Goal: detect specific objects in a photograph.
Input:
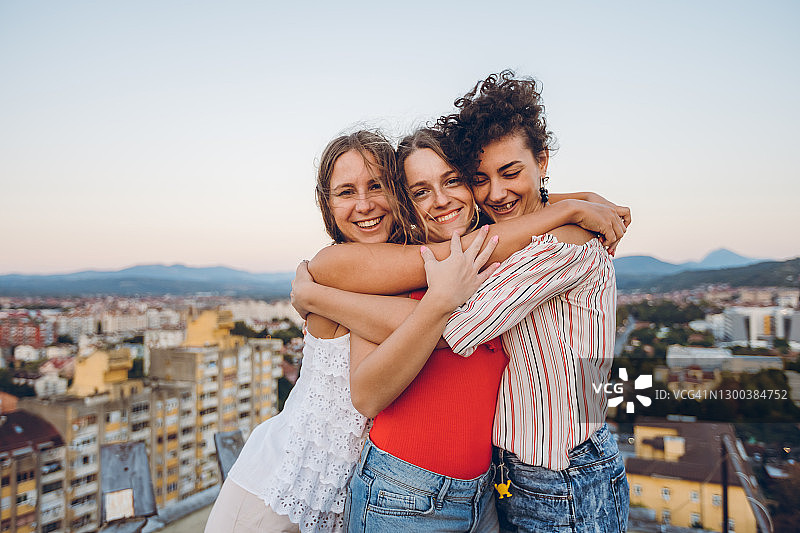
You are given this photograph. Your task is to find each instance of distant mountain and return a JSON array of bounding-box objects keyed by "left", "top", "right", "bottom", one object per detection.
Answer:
[
  {"left": 644, "top": 258, "right": 800, "bottom": 292},
  {"left": 614, "top": 248, "right": 766, "bottom": 288},
  {"left": 0, "top": 264, "right": 294, "bottom": 297},
  {"left": 682, "top": 249, "right": 764, "bottom": 271},
  {"left": 617, "top": 257, "right": 800, "bottom": 291}
]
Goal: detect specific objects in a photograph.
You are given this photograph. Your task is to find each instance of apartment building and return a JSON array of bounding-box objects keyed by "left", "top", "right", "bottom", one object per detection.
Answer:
[
  {"left": 0, "top": 411, "right": 66, "bottom": 533},
  {"left": 149, "top": 310, "right": 283, "bottom": 491},
  {"left": 19, "top": 378, "right": 195, "bottom": 531},
  {"left": 627, "top": 420, "right": 768, "bottom": 532}
]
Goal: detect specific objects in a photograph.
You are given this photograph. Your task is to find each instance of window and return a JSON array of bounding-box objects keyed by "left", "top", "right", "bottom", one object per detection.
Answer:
[
  {"left": 42, "top": 521, "right": 62, "bottom": 533},
  {"left": 691, "top": 513, "right": 702, "bottom": 528},
  {"left": 661, "top": 487, "right": 670, "bottom": 501},
  {"left": 712, "top": 494, "right": 721, "bottom": 507},
  {"left": 633, "top": 484, "right": 642, "bottom": 496},
  {"left": 42, "top": 481, "right": 62, "bottom": 494},
  {"left": 690, "top": 490, "right": 699, "bottom": 503},
  {"left": 662, "top": 510, "right": 671, "bottom": 524},
  {"left": 728, "top": 519, "right": 735, "bottom": 531}
]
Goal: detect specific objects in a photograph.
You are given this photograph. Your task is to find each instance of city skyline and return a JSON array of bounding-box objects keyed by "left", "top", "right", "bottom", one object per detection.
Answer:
[{"left": 2, "top": 1, "right": 799, "bottom": 275}]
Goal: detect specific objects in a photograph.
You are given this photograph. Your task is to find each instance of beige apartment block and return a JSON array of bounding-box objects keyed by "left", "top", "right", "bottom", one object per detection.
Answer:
[{"left": 0, "top": 411, "right": 66, "bottom": 533}]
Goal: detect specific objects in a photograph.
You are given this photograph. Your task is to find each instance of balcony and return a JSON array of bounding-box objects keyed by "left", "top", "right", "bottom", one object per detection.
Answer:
[
  {"left": 73, "top": 520, "right": 100, "bottom": 533},
  {"left": 41, "top": 468, "right": 65, "bottom": 485},
  {"left": 71, "top": 481, "right": 98, "bottom": 499},
  {"left": 129, "top": 430, "right": 150, "bottom": 443},
  {"left": 130, "top": 410, "right": 150, "bottom": 423},
  {"left": 70, "top": 462, "right": 99, "bottom": 479},
  {"left": 200, "top": 396, "right": 217, "bottom": 410},
  {"left": 72, "top": 424, "right": 99, "bottom": 439},
  {"left": 201, "top": 381, "right": 218, "bottom": 394},
  {"left": 40, "top": 448, "right": 64, "bottom": 463},
  {"left": 40, "top": 502, "right": 64, "bottom": 521},
  {"left": 70, "top": 499, "right": 98, "bottom": 515}
]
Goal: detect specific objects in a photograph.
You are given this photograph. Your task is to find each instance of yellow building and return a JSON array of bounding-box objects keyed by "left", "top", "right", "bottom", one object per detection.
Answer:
[
  {"left": 69, "top": 347, "right": 132, "bottom": 397},
  {"left": 627, "top": 420, "right": 769, "bottom": 532}
]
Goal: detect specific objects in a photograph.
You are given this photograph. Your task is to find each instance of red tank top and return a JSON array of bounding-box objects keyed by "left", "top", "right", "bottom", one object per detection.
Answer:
[{"left": 369, "top": 291, "right": 507, "bottom": 479}]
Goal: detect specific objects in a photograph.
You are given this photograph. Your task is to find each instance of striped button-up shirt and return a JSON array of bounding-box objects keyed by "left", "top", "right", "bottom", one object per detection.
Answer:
[{"left": 443, "top": 234, "right": 616, "bottom": 470}]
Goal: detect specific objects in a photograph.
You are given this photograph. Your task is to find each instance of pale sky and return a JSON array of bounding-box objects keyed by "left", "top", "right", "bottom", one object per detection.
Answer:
[{"left": 1, "top": 1, "right": 798, "bottom": 274}]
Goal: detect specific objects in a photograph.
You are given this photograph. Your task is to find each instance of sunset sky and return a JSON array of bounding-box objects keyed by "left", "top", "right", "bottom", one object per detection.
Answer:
[{"left": 1, "top": 1, "right": 798, "bottom": 274}]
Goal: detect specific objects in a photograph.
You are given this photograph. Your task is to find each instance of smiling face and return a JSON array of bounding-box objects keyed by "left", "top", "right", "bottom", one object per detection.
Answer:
[
  {"left": 404, "top": 148, "right": 475, "bottom": 243},
  {"left": 471, "top": 133, "right": 549, "bottom": 222},
  {"left": 328, "top": 150, "right": 395, "bottom": 244}
]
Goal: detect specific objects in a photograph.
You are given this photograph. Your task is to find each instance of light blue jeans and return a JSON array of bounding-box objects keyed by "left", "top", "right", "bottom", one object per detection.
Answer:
[
  {"left": 346, "top": 438, "right": 499, "bottom": 532},
  {"left": 494, "top": 423, "right": 629, "bottom": 533}
]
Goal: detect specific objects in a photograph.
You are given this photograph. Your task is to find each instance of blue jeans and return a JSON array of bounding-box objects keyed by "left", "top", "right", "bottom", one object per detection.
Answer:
[
  {"left": 346, "top": 438, "right": 499, "bottom": 532},
  {"left": 493, "top": 424, "right": 629, "bottom": 533}
]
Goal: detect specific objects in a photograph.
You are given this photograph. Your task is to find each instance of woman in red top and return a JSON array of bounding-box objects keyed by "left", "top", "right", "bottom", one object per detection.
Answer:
[{"left": 343, "top": 129, "right": 506, "bottom": 532}]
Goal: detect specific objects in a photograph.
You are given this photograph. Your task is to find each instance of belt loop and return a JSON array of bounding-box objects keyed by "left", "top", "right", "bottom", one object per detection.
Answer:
[
  {"left": 358, "top": 439, "right": 371, "bottom": 475},
  {"left": 590, "top": 427, "right": 604, "bottom": 457},
  {"left": 435, "top": 477, "right": 451, "bottom": 510}
]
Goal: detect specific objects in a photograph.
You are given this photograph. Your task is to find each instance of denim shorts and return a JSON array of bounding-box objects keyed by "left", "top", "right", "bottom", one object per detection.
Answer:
[
  {"left": 493, "top": 424, "right": 629, "bottom": 533},
  {"left": 346, "top": 438, "right": 499, "bottom": 532}
]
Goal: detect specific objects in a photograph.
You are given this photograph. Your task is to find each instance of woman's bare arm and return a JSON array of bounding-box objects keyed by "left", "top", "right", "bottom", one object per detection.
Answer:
[
  {"left": 350, "top": 232, "right": 498, "bottom": 418},
  {"left": 309, "top": 197, "right": 628, "bottom": 294}
]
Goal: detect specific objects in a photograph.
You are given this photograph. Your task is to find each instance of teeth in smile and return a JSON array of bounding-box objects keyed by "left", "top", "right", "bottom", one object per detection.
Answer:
[
  {"left": 356, "top": 217, "right": 381, "bottom": 228},
  {"left": 492, "top": 201, "right": 517, "bottom": 212},
  {"left": 434, "top": 210, "right": 460, "bottom": 223}
]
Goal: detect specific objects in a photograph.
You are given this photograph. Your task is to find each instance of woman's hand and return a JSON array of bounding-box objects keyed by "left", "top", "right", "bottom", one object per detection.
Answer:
[
  {"left": 419, "top": 226, "right": 500, "bottom": 314},
  {"left": 569, "top": 199, "right": 631, "bottom": 255},
  {"left": 290, "top": 261, "right": 314, "bottom": 319}
]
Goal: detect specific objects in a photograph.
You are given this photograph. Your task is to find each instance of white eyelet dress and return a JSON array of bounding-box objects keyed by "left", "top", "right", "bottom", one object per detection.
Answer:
[{"left": 226, "top": 333, "right": 369, "bottom": 532}]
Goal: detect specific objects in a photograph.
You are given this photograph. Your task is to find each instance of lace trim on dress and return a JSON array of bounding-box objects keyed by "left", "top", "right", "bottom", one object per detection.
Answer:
[{"left": 256, "top": 334, "right": 369, "bottom": 533}]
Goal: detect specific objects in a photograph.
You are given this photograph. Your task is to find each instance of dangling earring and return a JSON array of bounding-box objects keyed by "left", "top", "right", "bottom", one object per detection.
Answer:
[
  {"left": 468, "top": 201, "right": 481, "bottom": 232},
  {"left": 539, "top": 176, "right": 550, "bottom": 204}
]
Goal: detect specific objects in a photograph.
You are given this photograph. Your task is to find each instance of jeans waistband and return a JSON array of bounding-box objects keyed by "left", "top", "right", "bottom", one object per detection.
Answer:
[
  {"left": 493, "top": 423, "right": 616, "bottom": 471},
  {"left": 567, "top": 423, "right": 613, "bottom": 460},
  {"left": 358, "top": 438, "right": 494, "bottom": 502}
]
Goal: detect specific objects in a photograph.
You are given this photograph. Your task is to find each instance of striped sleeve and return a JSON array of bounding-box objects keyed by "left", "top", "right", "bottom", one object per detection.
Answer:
[{"left": 443, "top": 235, "right": 601, "bottom": 356}]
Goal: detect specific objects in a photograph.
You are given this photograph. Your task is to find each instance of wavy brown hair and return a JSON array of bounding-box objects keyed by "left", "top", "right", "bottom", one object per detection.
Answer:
[
  {"left": 315, "top": 130, "right": 420, "bottom": 245},
  {"left": 437, "top": 70, "right": 557, "bottom": 182},
  {"left": 396, "top": 128, "right": 479, "bottom": 243}
]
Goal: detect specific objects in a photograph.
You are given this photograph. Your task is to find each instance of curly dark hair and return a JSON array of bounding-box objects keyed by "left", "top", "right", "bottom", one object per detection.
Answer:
[{"left": 437, "top": 70, "right": 557, "bottom": 182}]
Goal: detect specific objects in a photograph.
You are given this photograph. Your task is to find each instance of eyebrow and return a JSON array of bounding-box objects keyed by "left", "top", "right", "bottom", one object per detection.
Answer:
[
  {"left": 407, "top": 170, "right": 458, "bottom": 189},
  {"left": 498, "top": 160, "right": 523, "bottom": 172}
]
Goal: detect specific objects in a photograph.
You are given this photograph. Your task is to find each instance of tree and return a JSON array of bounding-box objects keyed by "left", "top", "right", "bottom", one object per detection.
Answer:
[{"left": 231, "top": 321, "right": 259, "bottom": 338}]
